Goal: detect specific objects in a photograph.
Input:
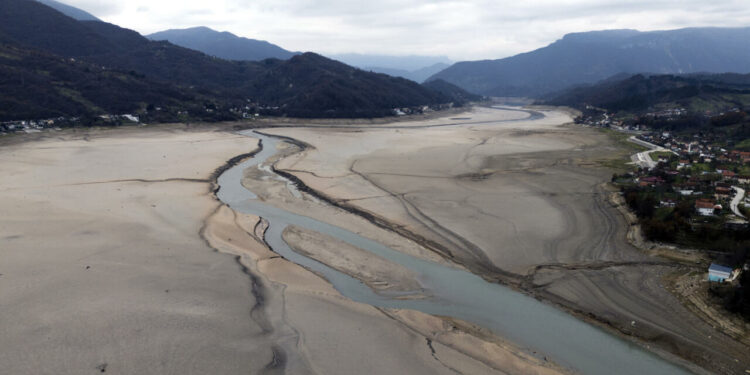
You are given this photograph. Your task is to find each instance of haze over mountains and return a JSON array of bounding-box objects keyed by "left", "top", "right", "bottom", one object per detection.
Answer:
[
  {"left": 430, "top": 28, "right": 750, "bottom": 97},
  {"left": 328, "top": 54, "right": 452, "bottom": 83},
  {"left": 147, "top": 27, "right": 297, "bottom": 61},
  {"left": 349, "top": 63, "right": 450, "bottom": 84},
  {"left": 35, "top": 0, "right": 99, "bottom": 21}
]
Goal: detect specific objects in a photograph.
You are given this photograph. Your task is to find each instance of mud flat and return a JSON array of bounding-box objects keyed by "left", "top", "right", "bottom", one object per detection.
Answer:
[
  {"left": 0, "top": 124, "right": 561, "bottom": 375},
  {"left": 0, "top": 127, "right": 280, "bottom": 374},
  {"left": 262, "top": 106, "right": 750, "bottom": 374}
]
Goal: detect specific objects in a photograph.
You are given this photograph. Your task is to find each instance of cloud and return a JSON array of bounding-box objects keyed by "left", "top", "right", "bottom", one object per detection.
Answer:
[{"left": 61, "top": 0, "right": 750, "bottom": 61}]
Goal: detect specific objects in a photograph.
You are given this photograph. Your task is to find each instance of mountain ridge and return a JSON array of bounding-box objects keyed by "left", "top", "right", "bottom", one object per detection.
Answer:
[
  {"left": 429, "top": 27, "right": 750, "bottom": 98},
  {"left": 147, "top": 27, "right": 297, "bottom": 61},
  {"left": 35, "top": 0, "right": 100, "bottom": 21},
  {"left": 543, "top": 72, "right": 750, "bottom": 117}
]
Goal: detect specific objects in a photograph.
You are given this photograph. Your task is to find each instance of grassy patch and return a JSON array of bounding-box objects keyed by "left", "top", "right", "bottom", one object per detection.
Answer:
[
  {"left": 596, "top": 157, "right": 637, "bottom": 172},
  {"left": 735, "top": 138, "right": 750, "bottom": 151},
  {"left": 598, "top": 128, "right": 649, "bottom": 153},
  {"left": 593, "top": 128, "right": 646, "bottom": 172},
  {"left": 651, "top": 151, "right": 674, "bottom": 160}
]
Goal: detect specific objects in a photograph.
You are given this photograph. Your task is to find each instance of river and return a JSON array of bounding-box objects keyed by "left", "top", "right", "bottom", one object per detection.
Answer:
[{"left": 216, "top": 127, "right": 693, "bottom": 375}]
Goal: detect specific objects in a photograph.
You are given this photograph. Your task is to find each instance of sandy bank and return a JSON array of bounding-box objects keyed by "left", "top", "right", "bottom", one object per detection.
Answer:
[{"left": 283, "top": 225, "right": 424, "bottom": 294}]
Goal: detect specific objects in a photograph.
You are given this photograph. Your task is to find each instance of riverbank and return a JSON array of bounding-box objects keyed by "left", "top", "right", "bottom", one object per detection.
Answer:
[{"left": 258, "top": 106, "right": 749, "bottom": 373}]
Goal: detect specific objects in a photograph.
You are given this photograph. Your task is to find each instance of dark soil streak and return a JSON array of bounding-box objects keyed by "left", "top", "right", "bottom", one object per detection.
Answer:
[{"left": 260, "top": 345, "right": 287, "bottom": 375}]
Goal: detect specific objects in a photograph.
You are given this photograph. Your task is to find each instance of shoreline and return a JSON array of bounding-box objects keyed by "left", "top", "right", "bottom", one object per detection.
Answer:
[{"left": 606, "top": 167, "right": 750, "bottom": 347}]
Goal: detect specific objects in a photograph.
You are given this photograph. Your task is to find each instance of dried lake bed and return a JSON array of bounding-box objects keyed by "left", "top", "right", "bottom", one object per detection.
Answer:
[{"left": 1, "top": 107, "right": 748, "bottom": 374}]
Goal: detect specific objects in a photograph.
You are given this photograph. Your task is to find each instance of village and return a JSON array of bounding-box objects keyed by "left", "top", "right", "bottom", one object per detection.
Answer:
[
  {"left": 0, "top": 103, "right": 452, "bottom": 136},
  {"left": 0, "top": 114, "right": 149, "bottom": 134}
]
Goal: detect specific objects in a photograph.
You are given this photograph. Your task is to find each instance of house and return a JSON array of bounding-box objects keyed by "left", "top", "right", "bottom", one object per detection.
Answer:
[
  {"left": 715, "top": 186, "right": 732, "bottom": 200},
  {"left": 695, "top": 199, "right": 716, "bottom": 216},
  {"left": 660, "top": 199, "right": 677, "bottom": 208},
  {"left": 738, "top": 175, "right": 750, "bottom": 184},
  {"left": 638, "top": 176, "right": 664, "bottom": 186},
  {"left": 722, "top": 170, "right": 736, "bottom": 181},
  {"left": 122, "top": 114, "right": 139, "bottom": 123},
  {"left": 708, "top": 263, "right": 733, "bottom": 282}
]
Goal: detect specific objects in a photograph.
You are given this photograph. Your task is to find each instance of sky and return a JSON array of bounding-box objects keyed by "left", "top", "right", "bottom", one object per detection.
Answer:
[{"left": 63, "top": 0, "right": 750, "bottom": 61}]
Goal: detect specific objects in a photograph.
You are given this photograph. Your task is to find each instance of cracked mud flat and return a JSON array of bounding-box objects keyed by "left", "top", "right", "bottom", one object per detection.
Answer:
[
  {"left": 0, "top": 127, "right": 281, "bottom": 374},
  {"left": 0, "top": 124, "right": 562, "bottom": 375},
  {"left": 263, "top": 106, "right": 750, "bottom": 374}
]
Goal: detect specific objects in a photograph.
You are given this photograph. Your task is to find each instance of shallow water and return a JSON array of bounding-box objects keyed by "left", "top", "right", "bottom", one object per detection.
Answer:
[{"left": 216, "top": 124, "right": 693, "bottom": 375}]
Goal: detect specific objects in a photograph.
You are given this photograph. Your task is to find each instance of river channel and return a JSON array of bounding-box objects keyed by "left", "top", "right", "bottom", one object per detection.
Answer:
[{"left": 216, "top": 127, "right": 693, "bottom": 375}]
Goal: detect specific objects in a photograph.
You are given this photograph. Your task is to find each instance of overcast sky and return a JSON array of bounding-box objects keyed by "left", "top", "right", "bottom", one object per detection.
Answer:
[{"left": 64, "top": 0, "right": 750, "bottom": 61}]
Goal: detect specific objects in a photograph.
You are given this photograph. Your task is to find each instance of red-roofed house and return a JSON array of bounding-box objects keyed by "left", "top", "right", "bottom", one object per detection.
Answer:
[{"left": 696, "top": 199, "right": 717, "bottom": 216}]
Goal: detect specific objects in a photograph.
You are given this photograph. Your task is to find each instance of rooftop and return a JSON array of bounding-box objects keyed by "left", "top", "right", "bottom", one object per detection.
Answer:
[{"left": 709, "top": 263, "right": 733, "bottom": 274}]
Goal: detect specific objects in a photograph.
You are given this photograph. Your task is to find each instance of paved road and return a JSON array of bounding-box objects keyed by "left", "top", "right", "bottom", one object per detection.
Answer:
[
  {"left": 628, "top": 136, "right": 677, "bottom": 170},
  {"left": 730, "top": 186, "right": 746, "bottom": 219}
]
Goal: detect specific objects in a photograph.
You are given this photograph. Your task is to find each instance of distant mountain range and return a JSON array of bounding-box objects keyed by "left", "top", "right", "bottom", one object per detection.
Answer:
[
  {"left": 147, "top": 27, "right": 297, "bottom": 61},
  {"left": 36, "top": 0, "right": 99, "bottom": 21},
  {"left": 329, "top": 54, "right": 452, "bottom": 83},
  {"left": 430, "top": 28, "right": 750, "bottom": 98},
  {"left": 329, "top": 54, "right": 452, "bottom": 72},
  {"left": 0, "top": 0, "right": 458, "bottom": 121},
  {"left": 359, "top": 63, "right": 450, "bottom": 83}
]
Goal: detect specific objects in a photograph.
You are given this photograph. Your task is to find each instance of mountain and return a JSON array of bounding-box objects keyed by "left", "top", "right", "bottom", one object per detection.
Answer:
[
  {"left": 365, "top": 63, "right": 451, "bottom": 83},
  {"left": 429, "top": 28, "right": 750, "bottom": 98},
  {"left": 36, "top": 0, "right": 100, "bottom": 21},
  {"left": 0, "top": 1, "right": 264, "bottom": 91},
  {"left": 543, "top": 73, "right": 750, "bottom": 115},
  {"left": 246, "top": 54, "right": 450, "bottom": 117},
  {"left": 0, "top": 0, "right": 453, "bottom": 120},
  {"left": 147, "top": 27, "right": 296, "bottom": 61},
  {"left": 0, "top": 40, "right": 214, "bottom": 122},
  {"left": 422, "top": 79, "right": 482, "bottom": 104}
]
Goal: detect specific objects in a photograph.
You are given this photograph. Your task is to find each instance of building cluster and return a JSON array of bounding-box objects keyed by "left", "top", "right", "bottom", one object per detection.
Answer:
[
  {"left": 576, "top": 107, "right": 690, "bottom": 131},
  {"left": 643, "top": 108, "right": 687, "bottom": 119},
  {"left": 620, "top": 131, "right": 750, "bottom": 222},
  {"left": 575, "top": 112, "right": 624, "bottom": 128},
  {"left": 0, "top": 118, "right": 69, "bottom": 133},
  {"left": 0, "top": 113, "right": 147, "bottom": 135}
]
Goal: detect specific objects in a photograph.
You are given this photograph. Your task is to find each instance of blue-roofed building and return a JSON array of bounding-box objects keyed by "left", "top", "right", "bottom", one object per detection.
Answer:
[{"left": 708, "top": 263, "right": 733, "bottom": 282}]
